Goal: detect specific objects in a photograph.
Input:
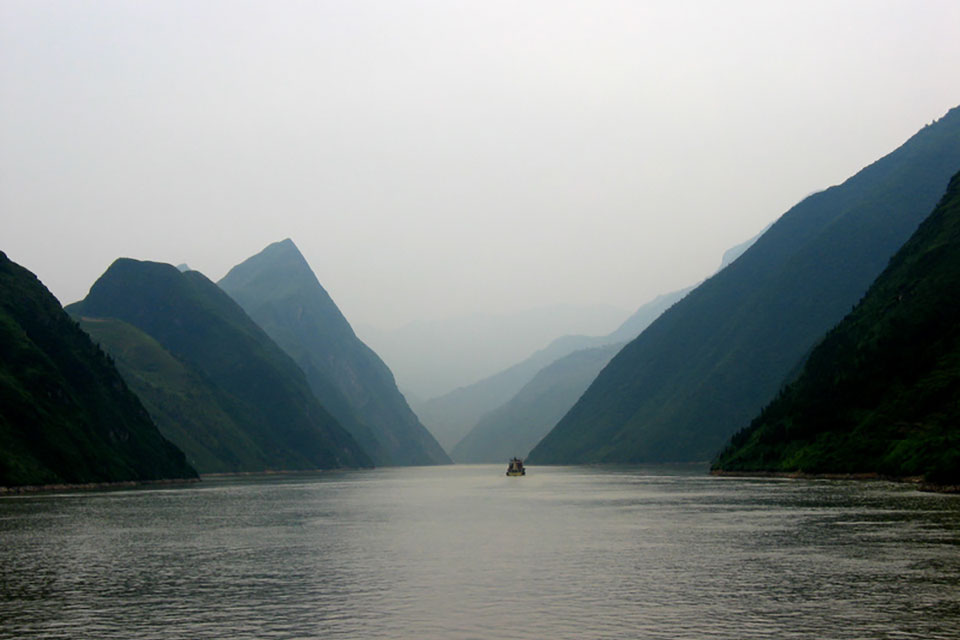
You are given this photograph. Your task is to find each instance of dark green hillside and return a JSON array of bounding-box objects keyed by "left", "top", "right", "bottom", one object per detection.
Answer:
[
  {"left": 529, "top": 105, "right": 960, "bottom": 464},
  {"left": 713, "top": 171, "right": 960, "bottom": 484},
  {"left": 78, "top": 317, "right": 267, "bottom": 473},
  {"left": 68, "top": 259, "right": 371, "bottom": 471},
  {"left": 451, "top": 343, "right": 622, "bottom": 463},
  {"left": 0, "top": 252, "right": 196, "bottom": 487},
  {"left": 219, "top": 239, "right": 449, "bottom": 466}
]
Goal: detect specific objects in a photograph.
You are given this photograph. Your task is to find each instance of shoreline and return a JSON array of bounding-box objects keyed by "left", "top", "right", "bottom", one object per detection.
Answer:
[
  {"left": 0, "top": 466, "right": 376, "bottom": 497},
  {"left": 0, "top": 476, "right": 201, "bottom": 497},
  {"left": 710, "top": 469, "right": 960, "bottom": 494}
]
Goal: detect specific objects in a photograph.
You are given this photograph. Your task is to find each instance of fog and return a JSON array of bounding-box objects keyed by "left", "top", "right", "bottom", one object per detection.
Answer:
[{"left": 2, "top": 0, "right": 958, "bottom": 332}]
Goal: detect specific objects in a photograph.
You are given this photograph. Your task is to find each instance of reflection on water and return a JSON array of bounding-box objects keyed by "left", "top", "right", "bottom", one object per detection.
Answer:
[{"left": 1, "top": 465, "right": 958, "bottom": 639}]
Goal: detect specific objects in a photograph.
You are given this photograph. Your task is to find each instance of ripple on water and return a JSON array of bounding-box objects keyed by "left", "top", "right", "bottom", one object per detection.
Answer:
[{"left": 0, "top": 466, "right": 958, "bottom": 639}]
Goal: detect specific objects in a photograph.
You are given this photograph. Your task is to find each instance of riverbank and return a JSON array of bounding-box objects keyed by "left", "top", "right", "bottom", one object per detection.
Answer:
[
  {"left": 710, "top": 469, "right": 960, "bottom": 494},
  {"left": 0, "top": 476, "right": 201, "bottom": 496}
]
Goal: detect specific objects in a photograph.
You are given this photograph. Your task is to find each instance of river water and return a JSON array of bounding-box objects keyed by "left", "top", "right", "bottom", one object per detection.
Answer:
[{"left": 1, "top": 465, "right": 958, "bottom": 639}]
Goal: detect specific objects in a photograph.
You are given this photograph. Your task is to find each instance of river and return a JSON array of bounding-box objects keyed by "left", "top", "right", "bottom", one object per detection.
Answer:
[{"left": 1, "top": 465, "right": 958, "bottom": 639}]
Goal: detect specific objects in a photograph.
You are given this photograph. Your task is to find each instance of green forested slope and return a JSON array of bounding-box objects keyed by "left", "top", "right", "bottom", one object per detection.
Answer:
[
  {"left": 78, "top": 317, "right": 268, "bottom": 473},
  {"left": 68, "top": 259, "right": 372, "bottom": 471},
  {"left": 0, "top": 252, "right": 197, "bottom": 487},
  {"left": 219, "top": 239, "right": 449, "bottom": 466},
  {"left": 713, "top": 171, "right": 960, "bottom": 484},
  {"left": 529, "top": 106, "right": 960, "bottom": 464}
]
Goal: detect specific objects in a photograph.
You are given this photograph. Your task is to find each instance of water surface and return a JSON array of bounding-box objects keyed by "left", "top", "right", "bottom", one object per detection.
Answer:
[{"left": 1, "top": 465, "right": 958, "bottom": 639}]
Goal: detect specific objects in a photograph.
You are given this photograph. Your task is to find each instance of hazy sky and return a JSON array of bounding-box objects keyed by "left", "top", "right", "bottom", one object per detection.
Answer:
[{"left": 3, "top": 1, "right": 959, "bottom": 330}]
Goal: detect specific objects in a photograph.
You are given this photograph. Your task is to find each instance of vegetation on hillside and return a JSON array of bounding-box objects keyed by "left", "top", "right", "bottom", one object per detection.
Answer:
[
  {"left": 0, "top": 252, "right": 197, "bottom": 487},
  {"left": 713, "top": 171, "right": 960, "bottom": 484},
  {"left": 529, "top": 105, "right": 960, "bottom": 465},
  {"left": 68, "top": 259, "right": 372, "bottom": 471},
  {"left": 78, "top": 317, "right": 269, "bottom": 473}
]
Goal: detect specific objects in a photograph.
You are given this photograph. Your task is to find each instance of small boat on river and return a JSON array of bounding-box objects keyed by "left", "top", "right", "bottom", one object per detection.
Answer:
[{"left": 506, "top": 457, "right": 525, "bottom": 476}]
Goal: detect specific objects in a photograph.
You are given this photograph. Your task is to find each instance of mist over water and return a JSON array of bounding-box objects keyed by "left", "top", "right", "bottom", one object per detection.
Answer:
[{"left": 1, "top": 466, "right": 958, "bottom": 639}]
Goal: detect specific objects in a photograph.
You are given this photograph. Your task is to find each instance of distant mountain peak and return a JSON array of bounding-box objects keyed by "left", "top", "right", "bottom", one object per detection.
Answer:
[
  {"left": 218, "top": 241, "right": 450, "bottom": 466},
  {"left": 265, "top": 237, "right": 302, "bottom": 256},
  {"left": 227, "top": 239, "right": 316, "bottom": 284}
]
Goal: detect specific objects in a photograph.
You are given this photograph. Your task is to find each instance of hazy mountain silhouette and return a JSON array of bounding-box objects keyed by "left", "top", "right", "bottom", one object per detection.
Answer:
[
  {"left": 414, "top": 333, "right": 603, "bottom": 452},
  {"left": 445, "top": 229, "right": 772, "bottom": 463},
  {"left": 529, "top": 105, "right": 960, "bottom": 464},
  {"left": 717, "top": 225, "right": 770, "bottom": 271},
  {"left": 0, "top": 252, "right": 196, "bottom": 487},
  {"left": 219, "top": 239, "right": 449, "bottom": 466},
  {"left": 358, "top": 304, "right": 628, "bottom": 400},
  {"left": 451, "top": 343, "right": 622, "bottom": 463},
  {"left": 424, "top": 287, "right": 692, "bottom": 454},
  {"left": 68, "top": 259, "right": 371, "bottom": 471},
  {"left": 713, "top": 170, "right": 960, "bottom": 485}
]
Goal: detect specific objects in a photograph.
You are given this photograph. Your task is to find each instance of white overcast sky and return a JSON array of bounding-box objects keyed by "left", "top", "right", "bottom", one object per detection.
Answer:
[{"left": 2, "top": 0, "right": 959, "bottom": 330}]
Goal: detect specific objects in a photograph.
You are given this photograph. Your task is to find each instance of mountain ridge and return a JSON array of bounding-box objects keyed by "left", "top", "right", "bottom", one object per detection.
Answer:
[
  {"left": 359, "top": 303, "right": 629, "bottom": 400},
  {"left": 0, "top": 252, "right": 197, "bottom": 487},
  {"left": 417, "top": 286, "right": 692, "bottom": 453},
  {"left": 712, "top": 170, "right": 960, "bottom": 485},
  {"left": 218, "top": 239, "right": 449, "bottom": 466},
  {"left": 529, "top": 105, "right": 960, "bottom": 464},
  {"left": 68, "top": 258, "right": 372, "bottom": 471},
  {"left": 450, "top": 342, "right": 623, "bottom": 463}
]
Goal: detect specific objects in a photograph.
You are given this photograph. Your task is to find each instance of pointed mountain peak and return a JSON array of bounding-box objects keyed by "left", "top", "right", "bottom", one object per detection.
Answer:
[
  {"left": 219, "top": 239, "right": 348, "bottom": 337},
  {"left": 254, "top": 237, "right": 300, "bottom": 256},
  {"left": 264, "top": 237, "right": 304, "bottom": 259},
  {"left": 220, "top": 239, "right": 316, "bottom": 288},
  {"left": 218, "top": 240, "right": 451, "bottom": 466}
]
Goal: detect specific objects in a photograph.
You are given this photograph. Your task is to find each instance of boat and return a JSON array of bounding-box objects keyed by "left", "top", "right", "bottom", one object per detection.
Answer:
[{"left": 506, "top": 457, "right": 525, "bottom": 476}]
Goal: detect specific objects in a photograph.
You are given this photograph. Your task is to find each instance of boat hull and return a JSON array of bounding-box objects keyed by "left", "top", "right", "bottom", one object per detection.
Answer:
[{"left": 506, "top": 457, "right": 525, "bottom": 476}]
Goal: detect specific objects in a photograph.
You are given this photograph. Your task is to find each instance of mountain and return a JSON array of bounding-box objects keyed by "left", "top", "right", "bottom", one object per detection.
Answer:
[
  {"left": 67, "top": 259, "right": 371, "bottom": 471},
  {"left": 357, "top": 303, "right": 628, "bottom": 400},
  {"left": 450, "top": 343, "right": 622, "bottom": 463},
  {"left": 713, "top": 170, "right": 960, "bottom": 485},
  {"left": 414, "top": 333, "right": 602, "bottom": 452},
  {"left": 0, "top": 252, "right": 196, "bottom": 487},
  {"left": 218, "top": 239, "right": 449, "bottom": 466},
  {"left": 77, "top": 317, "right": 268, "bottom": 473},
  {"left": 529, "top": 105, "right": 960, "bottom": 465},
  {"left": 717, "top": 225, "right": 769, "bottom": 271},
  {"left": 423, "top": 286, "right": 691, "bottom": 454},
  {"left": 446, "top": 231, "right": 765, "bottom": 463},
  {"left": 602, "top": 287, "right": 697, "bottom": 345}
]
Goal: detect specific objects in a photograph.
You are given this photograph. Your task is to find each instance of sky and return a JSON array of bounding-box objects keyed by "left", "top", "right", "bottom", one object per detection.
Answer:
[{"left": 2, "top": 0, "right": 959, "bottom": 331}]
